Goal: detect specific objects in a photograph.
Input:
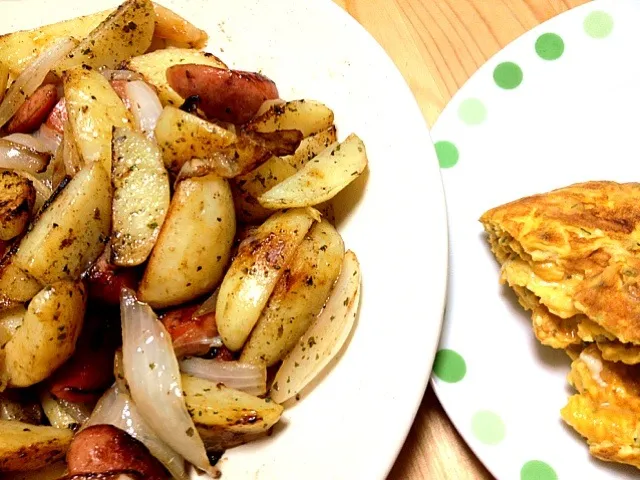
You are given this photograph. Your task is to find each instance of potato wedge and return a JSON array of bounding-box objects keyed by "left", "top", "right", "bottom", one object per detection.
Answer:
[
  {"left": 0, "top": 10, "right": 110, "bottom": 78},
  {"left": 111, "top": 127, "right": 170, "bottom": 267},
  {"left": 5, "top": 280, "right": 86, "bottom": 387},
  {"left": 0, "top": 420, "right": 73, "bottom": 472},
  {"left": 125, "top": 49, "right": 226, "bottom": 107},
  {"left": 271, "top": 251, "right": 361, "bottom": 403},
  {"left": 182, "top": 374, "right": 283, "bottom": 452},
  {"left": 0, "top": 61, "right": 8, "bottom": 102},
  {"left": 63, "top": 67, "right": 132, "bottom": 171},
  {"left": 216, "top": 208, "right": 318, "bottom": 351},
  {"left": 53, "top": 0, "right": 155, "bottom": 75},
  {"left": 13, "top": 162, "right": 111, "bottom": 284},
  {"left": 3, "top": 461, "right": 67, "bottom": 480},
  {"left": 245, "top": 100, "right": 334, "bottom": 137},
  {"left": 0, "top": 171, "right": 35, "bottom": 241},
  {"left": 0, "top": 248, "right": 42, "bottom": 307},
  {"left": 241, "top": 221, "right": 344, "bottom": 366},
  {"left": 232, "top": 156, "right": 297, "bottom": 223},
  {"left": 258, "top": 133, "right": 367, "bottom": 209},
  {"left": 138, "top": 173, "right": 235, "bottom": 309},
  {"left": 0, "top": 305, "right": 25, "bottom": 349},
  {"left": 281, "top": 125, "right": 337, "bottom": 170},
  {"left": 152, "top": 4, "right": 208, "bottom": 48},
  {"left": 154, "top": 106, "right": 235, "bottom": 172}
]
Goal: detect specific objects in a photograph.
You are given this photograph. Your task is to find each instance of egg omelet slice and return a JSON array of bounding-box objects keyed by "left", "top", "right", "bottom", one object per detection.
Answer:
[
  {"left": 481, "top": 181, "right": 640, "bottom": 345},
  {"left": 562, "top": 345, "right": 640, "bottom": 469}
]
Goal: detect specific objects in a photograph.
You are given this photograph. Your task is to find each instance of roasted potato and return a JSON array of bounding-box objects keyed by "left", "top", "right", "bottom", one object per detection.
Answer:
[
  {"left": 3, "top": 461, "right": 67, "bottom": 480},
  {"left": 182, "top": 374, "right": 284, "bottom": 451},
  {"left": 13, "top": 161, "right": 111, "bottom": 285},
  {"left": 0, "top": 420, "right": 73, "bottom": 472},
  {"left": 125, "top": 49, "right": 226, "bottom": 107},
  {"left": 53, "top": 0, "right": 155, "bottom": 75},
  {"left": 166, "top": 65, "right": 279, "bottom": 124},
  {"left": 63, "top": 67, "right": 132, "bottom": 171},
  {"left": 246, "top": 100, "right": 334, "bottom": 137},
  {"left": 5, "top": 280, "right": 86, "bottom": 387},
  {"left": 232, "top": 156, "right": 297, "bottom": 223},
  {"left": 281, "top": 125, "right": 337, "bottom": 170},
  {"left": 258, "top": 133, "right": 367, "bottom": 209},
  {"left": 0, "top": 171, "right": 35, "bottom": 241},
  {"left": 138, "top": 173, "right": 235, "bottom": 309},
  {"left": 0, "top": 247, "right": 42, "bottom": 307},
  {"left": 0, "top": 11, "right": 109, "bottom": 77},
  {"left": 241, "top": 220, "right": 345, "bottom": 366},
  {"left": 111, "top": 127, "right": 170, "bottom": 267},
  {"left": 66, "top": 424, "right": 168, "bottom": 480},
  {"left": 154, "top": 106, "right": 235, "bottom": 173},
  {"left": 216, "top": 208, "right": 318, "bottom": 351},
  {"left": 0, "top": 305, "right": 25, "bottom": 348},
  {"left": 272, "top": 251, "right": 361, "bottom": 403},
  {"left": 152, "top": 3, "right": 208, "bottom": 48}
]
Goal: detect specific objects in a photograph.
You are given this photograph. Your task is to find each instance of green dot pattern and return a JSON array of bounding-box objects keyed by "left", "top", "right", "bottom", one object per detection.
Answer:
[
  {"left": 521, "top": 460, "right": 558, "bottom": 480},
  {"left": 584, "top": 11, "right": 614, "bottom": 39},
  {"left": 535, "top": 33, "right": 564, "bottom": 60},
  {"left": 471, "top": 411, "right": 505, "bottom": 445},
  {"left": 493, "top": 62, "right": 523, "bottom": 89},
  {"left": 433, "top": 349, "right": 466, "bottom": 382},
  {"left": 458, "top": 98, "right": 487, "bottom": 125},
  {"left": 434, "top": 141, "right": 459, "bottom": 168}
]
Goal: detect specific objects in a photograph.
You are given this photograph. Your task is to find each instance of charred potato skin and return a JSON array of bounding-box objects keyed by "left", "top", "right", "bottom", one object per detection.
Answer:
[
  {"left": 0, "top": 420, "right": 73, "bottom": 472},
  {"left": 0, "top": 171, "right": 36, "bottom": 241}
]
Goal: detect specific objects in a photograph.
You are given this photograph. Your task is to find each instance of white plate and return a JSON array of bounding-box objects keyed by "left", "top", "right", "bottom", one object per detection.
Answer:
[
  {"left": 0, "top": 1, "right": 449, "bottom": 479},
  {"left": 431, "top": 0, "right": 640, "bottom": 478}
]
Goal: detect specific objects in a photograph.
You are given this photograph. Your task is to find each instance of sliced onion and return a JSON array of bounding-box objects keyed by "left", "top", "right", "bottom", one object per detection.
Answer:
[
  {"left": 179, "top": 358, "right": 266, "bottom": 396},
  {"left": 87, "top": 385, "right": 189, "bottom": 480},
  {"left": 0, "top": 139, "right": 50, "bottom": 174},
  {"left": 194, "top": 288, "right": 219, "bottom": 317},
  {"left": 58, "top": 398, "right": 92, "bottom": 425},
  {"left": 3, "top": 133, "right": 48, "bottom": 153},
  {"left": 13, "top": 170, "right": 53, "bottom": 211},
  {"left": 32, "top": 124, "right": 63, "bottom": 154},
  {"left": 100, "top": 68, "right": 144, "bottom": 82},
  {"left": 0, "top": 37, "right": 76, "bottom": 128},
  {"left": 120, "top": 288, "right": 212, "bottom": 474},
  {"left": 125, "top": 80, "right": 163, "bottom": 139}
]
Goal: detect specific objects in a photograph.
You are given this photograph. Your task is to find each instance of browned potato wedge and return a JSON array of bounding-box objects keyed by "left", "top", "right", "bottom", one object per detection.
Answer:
[
  {"left": 138, "top": 173, "right": 235, "bottom": 309},
  {"left": 63, "top": 67, "right": 132, "bottom": 171},
  {"left": 241, "top": 220, "right": 345, "bottom": 366},
  {"left": 0, "top": 420, "right": 73, "bottom": 472},
  {"left": 0, "top": 171, "right": 35, "bottom": 241},
  {"left": 125, "top": 49, "right": 226, "bottom": 107},
  {"left": 111, "top": 127, "right": 170, "bottom": 267},
  {"left": 154, "top": 106, "right": 235, "bottom": 172},
  {"left": 216, "top": 208, "right": 318, "bottom": 351},
  {"left": 281, "top": 125, "right": 337, "bottom": 170},
  {"left": 258, "top": 133, "right": 367, "bottom": 209},
  {"left": 13, "top": 162, "right": 111, "bottom": 284},
  {"left": 232, "top": 156, "right": 297, "bottom": 223},
  {"left": 0, "top": 11, "right": 109, "bottom": 78},
  {"left": 3, "top": 461, "right": 67, "bottom": 480},
  {"left": 67, "top": 424, "right": 168, "bottom": 480},
  {"left": 182, "top": 374, "right": 283, "bottom": 451},
  {"left": 0, "top": 62, "right": 8, "bottom": 102},
  {"left": 5, "top": 280, "right": 86, "bottom": 387},
  {"left": 53, "top": 0, "right": 155, "bottom": 75},
  {"left": 0, "top": 247, "right": 42, "bottom": 307},
  {"left": 246, "top": 100, "right": 334, "bottom": 137},
  {"left": 272, "top": 251, "right": 361, "bottom": 403},
  {"left": 152, "top": 3, "right": 208, "bottom": 48},
  {"left": 0, "top": 305, "right": 25, "bottom": 348}
]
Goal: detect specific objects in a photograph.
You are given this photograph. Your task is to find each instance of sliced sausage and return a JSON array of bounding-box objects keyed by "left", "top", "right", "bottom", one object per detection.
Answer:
[
  {"left": 166, "top": 64, "right": 279, "bottom": 124},
  {"left": 6, "top": 83, "right": 59, "bottom": 134},
  {"left": 86, "top": 248, "right": 141, "bottom": 306},
  {"left": 45, "top": 97, "right": 68, "bottom": 135},
  {"left": 67, "top": 424, "right": 168, "bottom": 480}
]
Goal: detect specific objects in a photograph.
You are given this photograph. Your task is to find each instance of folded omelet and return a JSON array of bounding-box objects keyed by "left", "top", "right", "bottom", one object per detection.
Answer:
[{"left": 481, "top": 181, "right": 640, "bottom": 470}]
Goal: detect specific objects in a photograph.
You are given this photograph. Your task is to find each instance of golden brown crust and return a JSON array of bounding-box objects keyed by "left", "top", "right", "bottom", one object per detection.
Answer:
[{"left": 0, "top": 171, "right": 35, "bottom": 241}]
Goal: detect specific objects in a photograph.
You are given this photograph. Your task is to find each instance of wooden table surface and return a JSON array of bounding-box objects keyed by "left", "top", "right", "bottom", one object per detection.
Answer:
[{"left": 330, "top": 0, "right": 588, "bottom": 478}]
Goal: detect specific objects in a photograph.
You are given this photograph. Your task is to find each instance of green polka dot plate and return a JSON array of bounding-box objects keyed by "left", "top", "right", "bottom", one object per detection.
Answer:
[{"left": 432, "top": 1, "right": 640, "bottom": 478}]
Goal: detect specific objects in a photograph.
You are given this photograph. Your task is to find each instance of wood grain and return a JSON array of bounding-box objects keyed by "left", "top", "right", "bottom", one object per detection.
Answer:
[{"left": 330, "top": 0, "right": 588, "bottom": 478}]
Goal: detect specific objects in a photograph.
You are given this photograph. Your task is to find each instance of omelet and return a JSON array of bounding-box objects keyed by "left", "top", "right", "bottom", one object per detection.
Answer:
[
  {"left": 481, "top": 181, "right": 640, "bottom": 345},
  {"left": 562, "top": 345, "right": 640, "bottom": 468}
]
